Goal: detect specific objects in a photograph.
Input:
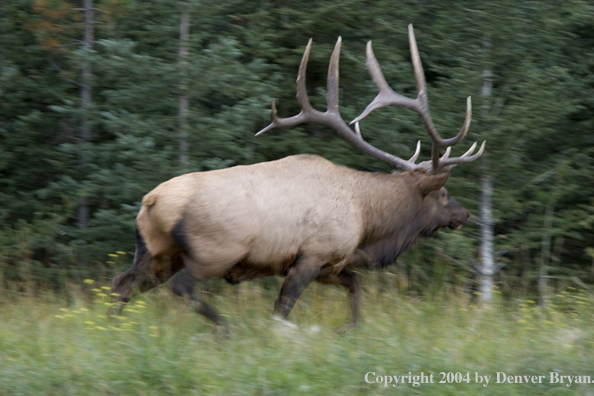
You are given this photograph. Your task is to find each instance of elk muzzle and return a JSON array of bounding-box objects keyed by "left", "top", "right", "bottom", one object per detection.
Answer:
[{"left": 447, "top": 198, "right": 470, "bottom": 230}]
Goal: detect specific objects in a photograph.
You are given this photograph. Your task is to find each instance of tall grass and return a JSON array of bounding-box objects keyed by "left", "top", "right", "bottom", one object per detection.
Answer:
[{"left": 1, "top": 276, "right": 592, "bottom": 396}]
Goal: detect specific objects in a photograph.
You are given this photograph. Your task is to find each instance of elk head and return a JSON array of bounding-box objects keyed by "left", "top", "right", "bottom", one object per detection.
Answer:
[{"left": 414, "top": 171, "right": 470, "bottom": 236}]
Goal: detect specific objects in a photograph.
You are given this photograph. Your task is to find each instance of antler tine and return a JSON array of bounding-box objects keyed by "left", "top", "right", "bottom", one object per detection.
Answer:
[
  {"left": 438, "top": 141, "right": 486, "bottom": 171},
  {"left": 428, "top": 96, "right": 472, "bottom": 149},
  {"left": 408, "top": 24, "right": 472, "bottom": 152},
  {"left": 355, "top": 122, "right": 362, "bottom": 138},
  {"left": 408, "top": 24, "right": 427, "bottom": 103},
  {"left": 408, "top": 24, "right": 442, "bottom": 173},
  {"left": 255, "top": 39, "right": 315, "bottom": 136},
  {"left": 408, "top": 140, "right": 421, "bottom": 163},
  {"left": 327, "top": 37, "right": 341, "bottom": 114},
  {"left": 461, "top": 141, "right": 477, "bottom": 157},
  {"left": 350, "top": 40, "right": 416, "bottom": 125},
  {"left": 425, "top": 96, "right": 473, "bottom": 172},
  {"left": 297, "top": 38, "right": 315, "bottom": 113}
]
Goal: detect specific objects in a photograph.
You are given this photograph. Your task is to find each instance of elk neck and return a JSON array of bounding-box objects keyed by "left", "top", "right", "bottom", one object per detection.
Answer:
[{"left": 353, "top": 170, "right": 435, "bottom": 267}]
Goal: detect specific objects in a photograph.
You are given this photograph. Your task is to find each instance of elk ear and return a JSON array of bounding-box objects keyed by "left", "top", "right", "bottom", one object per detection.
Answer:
[{"left": 415, "top": 173, "right": 449, "bottom": 196}]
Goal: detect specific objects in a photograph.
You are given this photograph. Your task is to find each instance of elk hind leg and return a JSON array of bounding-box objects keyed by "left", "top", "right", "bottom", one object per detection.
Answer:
[
  {"left": 111, "top": 228, "right": 183, "bottom": 316},
  {"left": 273, "top": 256, "right": 322, "bottom": 322},
  {"left": 316, "top": 269, "right": 361, "bottom": 329},
  {"left": 170, "top": 219, "right": 225, "bottom": 327},
  {"left": 171, "top": 271, "right": 228, "bottom": 336}
]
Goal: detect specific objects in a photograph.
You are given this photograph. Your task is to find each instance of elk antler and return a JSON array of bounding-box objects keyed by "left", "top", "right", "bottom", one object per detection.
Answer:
[
  {"left": 351, "top": 24, "right": 485, "bottom": 173},
  {"left": 256, "top": 38, "right": 419, "bottom": 171},
  {"left": 256, "top": 26, "right": 485, "bottom": 174}
]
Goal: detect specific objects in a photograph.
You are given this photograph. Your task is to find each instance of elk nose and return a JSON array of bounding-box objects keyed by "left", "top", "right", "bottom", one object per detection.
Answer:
[{"left": 453, "top": 208, "right": 470, "bottom": 229}]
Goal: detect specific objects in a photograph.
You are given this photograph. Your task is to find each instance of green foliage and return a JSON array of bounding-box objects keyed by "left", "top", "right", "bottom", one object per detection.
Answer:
[{"left": 0, "top": 0, "right": 593, "bottom": 294}]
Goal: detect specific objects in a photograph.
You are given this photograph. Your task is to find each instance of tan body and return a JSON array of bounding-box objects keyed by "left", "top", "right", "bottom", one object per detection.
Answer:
[{"left": 139, "top": 155, "right": 364, "bottom": 280}]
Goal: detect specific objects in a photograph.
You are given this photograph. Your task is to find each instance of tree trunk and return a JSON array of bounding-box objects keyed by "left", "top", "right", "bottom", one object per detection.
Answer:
[
  {"left": 178, "top": 10, "right": 190, "bottom": 167},
  {"left": 539, "top": 204, "right": 553, "bottom": 306},
  {"left": 78, "top": 0, "right": 93, "bottom": 265},
  {"left": 539, "top": 171, "right": 562, "bottom": 307},
  {"left": 479, "top": 172, "right": 494, "bottom": 301},
  {"left": 478, "top": 35, "right": 494, "bottom": 302}
]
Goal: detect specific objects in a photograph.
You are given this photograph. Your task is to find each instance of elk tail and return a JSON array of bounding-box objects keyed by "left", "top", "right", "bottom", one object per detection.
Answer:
[{"left": 140, "top": 191, "right": 159, "bottom": 228}]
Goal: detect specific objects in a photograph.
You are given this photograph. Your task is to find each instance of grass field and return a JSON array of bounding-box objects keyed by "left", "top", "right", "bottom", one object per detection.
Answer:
[{"left": 1, "top": 275, "right": 593, "bottom": 395}]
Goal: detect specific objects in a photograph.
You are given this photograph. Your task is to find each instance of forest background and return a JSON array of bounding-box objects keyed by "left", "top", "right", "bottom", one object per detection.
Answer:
[{"left": 1, "top": 0, "right": 593, "bottom": 303}]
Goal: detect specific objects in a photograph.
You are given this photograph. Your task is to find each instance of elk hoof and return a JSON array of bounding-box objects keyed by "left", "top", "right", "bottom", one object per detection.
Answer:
[
  {"left": 309, "top": 325, "right": 321, "bottom": 334},
  {"left": 271, "top": 315, "right": 298, "bottom": 329}
]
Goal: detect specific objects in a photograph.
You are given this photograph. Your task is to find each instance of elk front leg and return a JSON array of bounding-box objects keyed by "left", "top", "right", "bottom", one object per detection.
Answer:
[
  {"left": 316, "top": 268, "right": 360, "bottom": 327},
  {"left": 273, "top": 256, "right": 322, "bottom": 321}
]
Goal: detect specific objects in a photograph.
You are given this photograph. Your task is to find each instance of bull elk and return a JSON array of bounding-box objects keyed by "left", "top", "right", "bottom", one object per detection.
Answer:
[{"left": 111, "top": 25, "right": 485, "bottom": 332}]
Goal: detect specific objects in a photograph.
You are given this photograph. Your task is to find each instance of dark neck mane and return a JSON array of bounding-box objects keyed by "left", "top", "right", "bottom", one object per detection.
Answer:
[{"left": 355, "top": 172, "right": 431, "bottom": 268}]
